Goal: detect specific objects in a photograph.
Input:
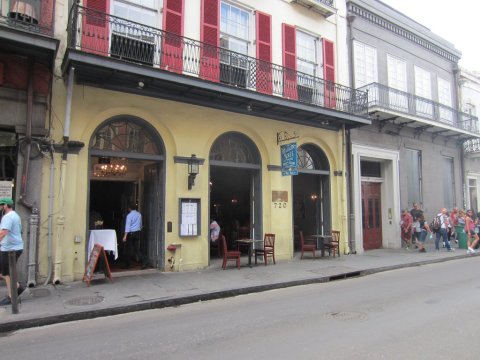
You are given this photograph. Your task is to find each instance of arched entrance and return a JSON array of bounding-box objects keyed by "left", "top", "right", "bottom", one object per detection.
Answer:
[
  {"left": 209, "top": 132, "right": 262, "bottom": 260},
  {"left": 292, "top": 144, "right": 331, "bottom": 249},
  {"left": 88, "top": 116, "right": 165, "bottom": 270}
]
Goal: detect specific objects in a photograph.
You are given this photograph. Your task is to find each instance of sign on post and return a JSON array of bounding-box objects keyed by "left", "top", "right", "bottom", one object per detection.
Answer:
[{"left": 281, "top": 142, "right": 298, "bottom": 176}]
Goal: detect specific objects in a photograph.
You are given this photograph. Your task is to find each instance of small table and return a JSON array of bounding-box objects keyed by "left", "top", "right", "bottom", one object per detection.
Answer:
[
  {"left": 309, "top": 234, "right": 332, "bottom": 257},
  {"left": 88, "top": 229, "right": 118, "bottom": 260},
  {"left": 235, "top": 239, "right": 264, "bottom": 267}
]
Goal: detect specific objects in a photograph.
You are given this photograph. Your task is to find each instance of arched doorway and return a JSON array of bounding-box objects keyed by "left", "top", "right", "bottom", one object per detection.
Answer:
[
  {"left": 209, "top": 132, "right": 262, "bottom": 260},
  {"left": 292, "top": 144, "right": 331, "bottom": 249},
  {"left": 88, "top": 116, "right": 165, "bottom": 270}
]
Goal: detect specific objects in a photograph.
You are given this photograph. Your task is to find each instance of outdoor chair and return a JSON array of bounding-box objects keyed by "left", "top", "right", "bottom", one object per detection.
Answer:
[
  {"left": 255, "top": 233, "right": 276, "bottom": 265},
  {"left": 324, "top": 230, "right": 340, "bottom": 258},
  {"left": 300, "top": 231, "right": 316, "bottom": 259},
  {"left": 221, "top": 235, "right": 241, "bottom": 270}
]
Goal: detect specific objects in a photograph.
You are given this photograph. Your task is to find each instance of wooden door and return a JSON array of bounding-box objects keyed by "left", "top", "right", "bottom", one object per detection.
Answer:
[
  {"left": 143, "top": 163, "right": 163, "bottom": 268},
  {"left": 361, "top": 182, "right": 382, "bottom": 250}
]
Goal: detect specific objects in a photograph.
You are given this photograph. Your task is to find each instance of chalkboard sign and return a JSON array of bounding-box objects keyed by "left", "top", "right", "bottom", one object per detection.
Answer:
[{"left": 83, "top": 244, "right": 113, "bottom": 287}]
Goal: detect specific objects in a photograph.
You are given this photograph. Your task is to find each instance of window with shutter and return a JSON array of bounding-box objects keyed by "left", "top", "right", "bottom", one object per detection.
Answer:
[
  {"left": 414, "top": 66, "right": 433, "bottom": 118},
  {"left": 256, "top": 11, "right": 272, "bottom": 94},
  {"left": 162, "top": 0, "right": 184, "bottom": 73},
  {"left": 296, "top": 30, "right": 320, "bottom": 104},
  {"left": 110, "top": 0, "right": 158, "bottom": 65},
  {"left": 219, "top": 2, "right": 250, "bottom": 88},
  {"left": 322, "top": 38, "right": 335, "bottom": 108},
  {"left": 282, "top": 23, "right": 297, "bottom": 100},
  {"left": 387, "top": 54, "right": 408, "bottom": 112},
  {"left": 200, "top": 0, "right": 220, "bottom": 82},
  {"left": 438, "top": 77, "right": 453, "bottom": 123},
  {"left": 81, "top": 0, "right": 110, "bottom": 55}
]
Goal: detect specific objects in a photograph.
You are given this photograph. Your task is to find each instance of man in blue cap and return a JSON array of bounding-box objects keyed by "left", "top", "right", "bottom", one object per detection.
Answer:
[{"left": 0, "top": 197, "right": 24, "bottom": 305}]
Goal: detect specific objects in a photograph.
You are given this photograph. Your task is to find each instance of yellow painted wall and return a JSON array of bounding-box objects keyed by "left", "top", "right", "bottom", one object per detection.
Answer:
[{"left": 40, "top": 83, "right": 347, "bottom": 281}]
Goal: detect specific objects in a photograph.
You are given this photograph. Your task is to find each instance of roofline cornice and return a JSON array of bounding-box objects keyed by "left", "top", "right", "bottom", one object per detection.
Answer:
[{"left": 347, "top": 2, "right": 461, "bottom": 63}]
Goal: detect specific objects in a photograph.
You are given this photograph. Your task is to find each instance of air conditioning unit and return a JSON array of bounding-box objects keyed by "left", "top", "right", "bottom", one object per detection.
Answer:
[
  {"left": 9, "top": 0, "right": 39, "bottom": 25},
  {"left": 285, "top": 0, "right": 336, "bottom": 17}
]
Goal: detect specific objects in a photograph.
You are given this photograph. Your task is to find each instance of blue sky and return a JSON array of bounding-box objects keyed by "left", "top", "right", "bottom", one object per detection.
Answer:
[{"left": 381, "top": 0, "right": 479, "bottom": 71}]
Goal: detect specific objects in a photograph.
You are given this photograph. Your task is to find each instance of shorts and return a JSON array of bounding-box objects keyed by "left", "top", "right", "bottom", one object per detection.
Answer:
[
  {"left": 0, "top": 250, "right": 23, "bottom": 276},
  {"left": 467, "top": 230, "right": 476, "bottom": 237}
]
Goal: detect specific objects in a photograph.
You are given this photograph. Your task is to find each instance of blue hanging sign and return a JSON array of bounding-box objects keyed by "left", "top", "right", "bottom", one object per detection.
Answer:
[{"left": 281, "top": 142, "right": 298, "bottom": 176}]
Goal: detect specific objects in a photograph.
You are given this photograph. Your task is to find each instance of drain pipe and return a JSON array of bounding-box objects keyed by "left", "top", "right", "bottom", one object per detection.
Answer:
[
  {"left": 43, "top": 143, "right": 55, "bottom": 286},
  {"left": 346, "top": 14, "right": 357, "bottom": 254},
  {"left": 53, "top": 66, "right": 75, "bottom": 284},
  {"left": 19, "top": 57, "right": 34, "bottom": 209}
]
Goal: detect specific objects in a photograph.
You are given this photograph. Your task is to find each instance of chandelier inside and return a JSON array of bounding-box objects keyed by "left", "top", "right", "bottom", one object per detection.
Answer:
[{"left": 93, "top": 157, "right": 128, "bottom": 177}]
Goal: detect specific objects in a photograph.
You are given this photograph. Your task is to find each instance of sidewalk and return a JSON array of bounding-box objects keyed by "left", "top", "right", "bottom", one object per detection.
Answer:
[{"left": 0, "top": 244, "right": 477, "bottom": 333}]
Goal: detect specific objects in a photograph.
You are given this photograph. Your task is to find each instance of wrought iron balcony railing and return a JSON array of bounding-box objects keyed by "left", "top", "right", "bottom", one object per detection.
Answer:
[
  {"left": 464, "top": 139, "right": 480, "bottom": 153},
  {"left": 67, "top": 5, "right": 368, "bottom": 117},
  {"left": 0, "top": 0, "right": 54, "bottom": 37},
  {"left": 359, "top": 82, "right": 479, "bottom": 134}
]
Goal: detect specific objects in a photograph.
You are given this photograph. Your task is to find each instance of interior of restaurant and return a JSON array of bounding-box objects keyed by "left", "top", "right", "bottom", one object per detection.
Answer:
[{"left": 209, "top": 165, "right": 252, "bottom": 259}]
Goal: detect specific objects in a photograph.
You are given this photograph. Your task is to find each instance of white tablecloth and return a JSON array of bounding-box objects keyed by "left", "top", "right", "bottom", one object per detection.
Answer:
[{"left": 88, "top": 229, "right": 118, "bottom": 260}]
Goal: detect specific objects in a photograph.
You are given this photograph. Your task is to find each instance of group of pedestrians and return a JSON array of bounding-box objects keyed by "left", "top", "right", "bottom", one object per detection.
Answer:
[{"left": 401, "top": 202, "right": 480, "bottom": 254}]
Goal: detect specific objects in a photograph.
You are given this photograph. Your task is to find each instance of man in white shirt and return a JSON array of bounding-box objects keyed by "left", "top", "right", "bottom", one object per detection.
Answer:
[{"left": 122, "top": 203, "right": 147, "bottom": 269}]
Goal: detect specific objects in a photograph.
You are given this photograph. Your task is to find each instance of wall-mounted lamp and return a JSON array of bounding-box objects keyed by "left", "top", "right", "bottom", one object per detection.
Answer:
[{"left": 188, "top": 154, "right": 200, "bottom": 190}]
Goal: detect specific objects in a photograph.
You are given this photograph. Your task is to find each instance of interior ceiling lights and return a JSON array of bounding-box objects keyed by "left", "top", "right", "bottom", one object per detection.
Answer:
[{"left": 93, "top": 158, "right": 127, "bottom": 177}]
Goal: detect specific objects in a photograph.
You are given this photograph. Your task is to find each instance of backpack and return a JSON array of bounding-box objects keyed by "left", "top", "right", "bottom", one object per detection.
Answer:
[{"left": 431, "top": 215, "right": 442, "bottom": 232}]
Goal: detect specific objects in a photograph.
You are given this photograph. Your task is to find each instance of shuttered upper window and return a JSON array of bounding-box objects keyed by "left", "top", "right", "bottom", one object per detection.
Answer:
[
  {"left": 353, "top": 40, "right": 377, "bottom": 88},
  {"left": 296, "top": 30, "right": 320, "bottom": 80},
  {"left": 112, "top": 0, "right": 158, "bottom": 31},
  {"left": 220, "top": 2, "right": 250, "bottom": 57}
]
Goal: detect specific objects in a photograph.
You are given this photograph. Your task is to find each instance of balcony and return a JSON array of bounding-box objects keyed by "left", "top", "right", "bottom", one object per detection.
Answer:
[
  {"left": 284, "top": 0, "right": 336, "bottom": 17},
  {"left": 464, "top": 139, "right": 480, "bottom": 155},
  {"left": 0, "top": 0, "right": 54, "bottom": 37},
  {"left": 62, "top": 5, "right": 369, "bottom": 131},
  {"left": 0, "top": 0, "right": 57, "bottom": 65},
  {"left": 359, "top": 83, "right": 480, "bottom": 141}
]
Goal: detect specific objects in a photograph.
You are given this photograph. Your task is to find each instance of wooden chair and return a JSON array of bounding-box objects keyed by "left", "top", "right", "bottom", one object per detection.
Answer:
[
  {"left": 221, "top": 235, "right": 241, "bottom": 269},
  {"left": 300, "top": 231, "right": 316, "bottom": 259},
  {"left": 324, "top": 230, "right": 340, "bottom": 258},
  {"left": 255, "top": 233, "right": 275, "bottom": 265}
]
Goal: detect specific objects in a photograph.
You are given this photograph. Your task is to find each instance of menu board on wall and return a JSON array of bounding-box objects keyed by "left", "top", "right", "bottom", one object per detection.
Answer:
[{"left": 179, "top": 198, "right": 201, "bottom": 237}]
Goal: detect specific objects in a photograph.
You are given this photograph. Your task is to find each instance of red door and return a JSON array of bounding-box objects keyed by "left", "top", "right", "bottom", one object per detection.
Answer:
[{"left": 361, "top": 182, "right": 382, "bottom": 250}]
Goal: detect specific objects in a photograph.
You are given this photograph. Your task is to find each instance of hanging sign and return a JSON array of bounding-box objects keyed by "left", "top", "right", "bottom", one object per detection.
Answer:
[{"left": 281, "top": 142, "right": 298, "bottom": 176}]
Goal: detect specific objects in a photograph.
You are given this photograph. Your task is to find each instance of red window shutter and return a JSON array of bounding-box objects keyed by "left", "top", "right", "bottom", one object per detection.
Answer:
[
  {"left": 323, "top": 38, "right": 336, "bottom": 108},
  {"left": 200, "top": 0, "right": 220, "bottom": 82},
  {"left": 81, "top": 0, "right": 110, "bottom": 56},
  {"left": 282, "top": 23, "right": 297, "bottom": 100},
  {"left": 256, "top": 11, "right": 272, "bottom": 95},
  {"left": 39, "top": 0, "right": 54, "bottom": 33},
  {"left": 162, "top": 0, "right": 184, "bottom": 73}
]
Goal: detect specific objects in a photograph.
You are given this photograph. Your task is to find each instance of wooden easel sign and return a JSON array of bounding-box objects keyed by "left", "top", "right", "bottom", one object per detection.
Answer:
[{"left": 83, "top": 244, "right": 113, "bottom": 287}]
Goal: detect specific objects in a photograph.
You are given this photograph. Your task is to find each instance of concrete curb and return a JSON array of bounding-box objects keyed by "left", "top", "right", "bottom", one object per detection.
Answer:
[{"left": 0, "top": 253, "right": 472, "bottom": 333}]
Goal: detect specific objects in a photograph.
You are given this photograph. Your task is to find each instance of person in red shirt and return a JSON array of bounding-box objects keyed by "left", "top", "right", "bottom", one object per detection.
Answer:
[{"left": 401, "top": 209, "right": 413, "bottom": 250}]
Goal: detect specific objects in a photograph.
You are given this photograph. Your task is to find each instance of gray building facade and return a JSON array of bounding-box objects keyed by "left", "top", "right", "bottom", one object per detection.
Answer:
[{"left": 346, "top": 0, "right": 480, "bottom": 253}]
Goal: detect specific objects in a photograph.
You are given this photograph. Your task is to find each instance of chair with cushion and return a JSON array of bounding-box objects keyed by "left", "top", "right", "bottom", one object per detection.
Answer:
[
  {"left": 300, "top": 231, "right": 316, "bottom": 259},
  {"left": 324, "top": 230, "right": 340, "bottom": 258},
  {"left": 221, "top": 235, "right": 241, "bottom": 270},
  {"left": 255, "top": 233, "right": 276, "bottom": 265}
]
